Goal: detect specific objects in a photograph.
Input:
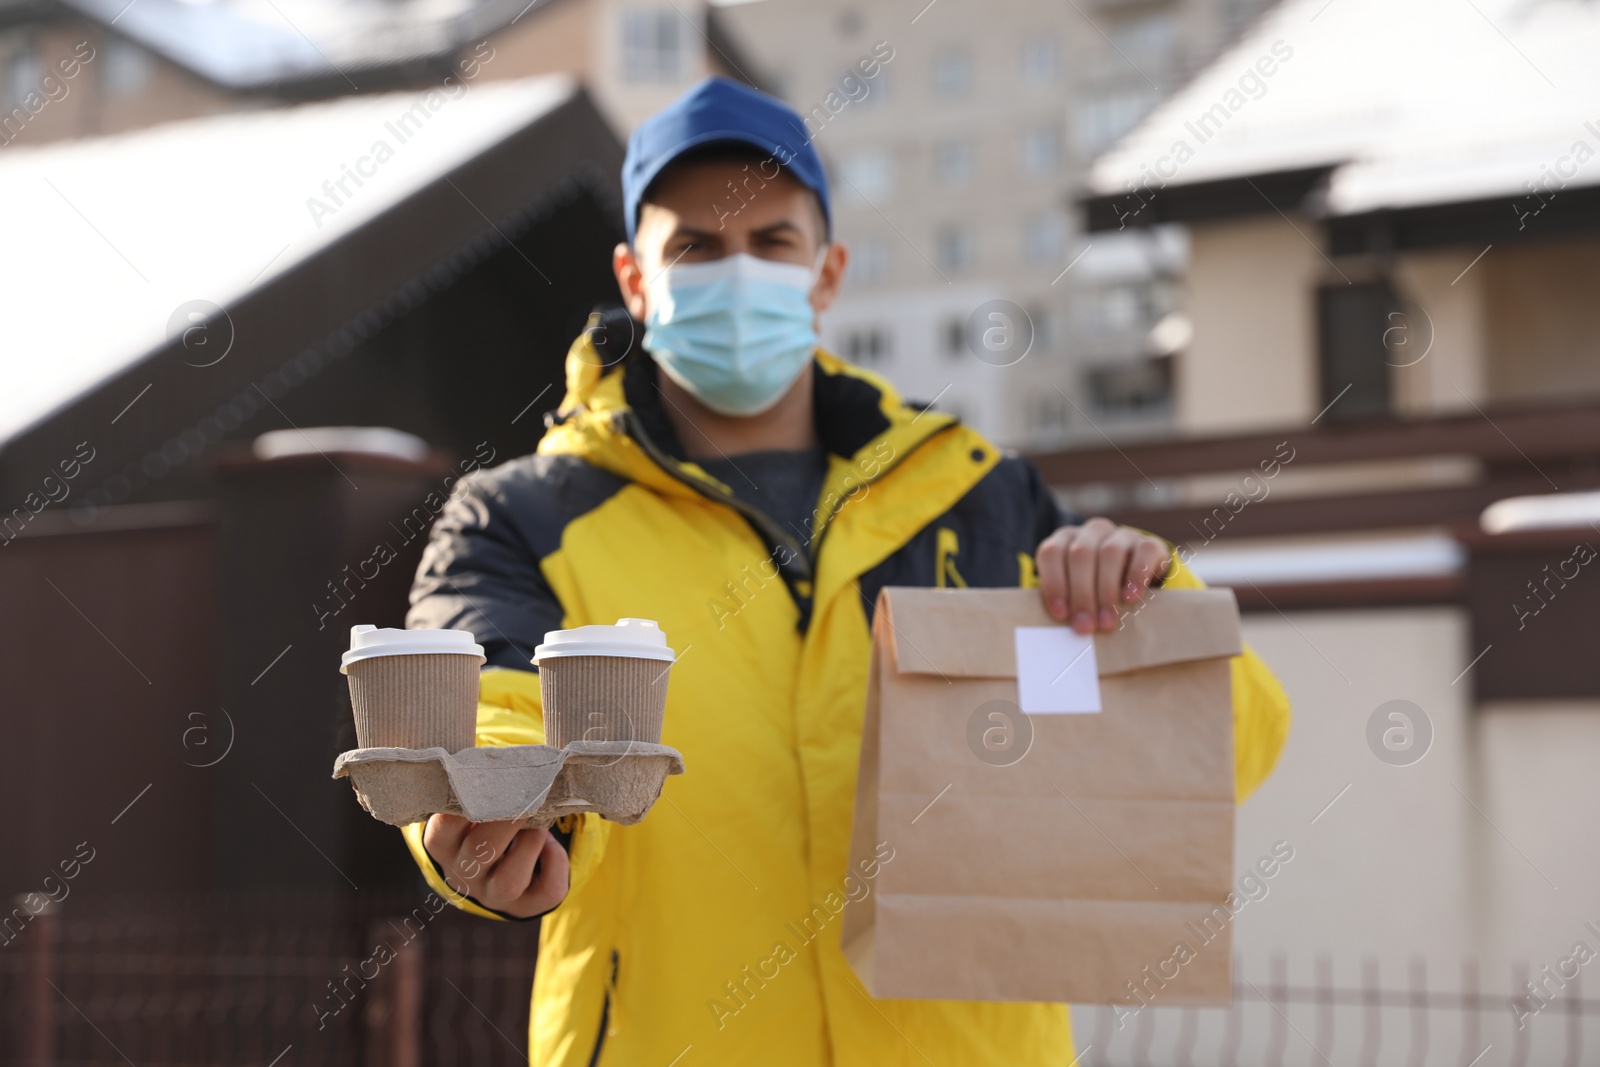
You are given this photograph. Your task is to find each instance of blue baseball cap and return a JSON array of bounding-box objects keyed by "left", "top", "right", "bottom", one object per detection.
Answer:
[{"left": 621, "top": 76, "right": 832, "bottom": 243}]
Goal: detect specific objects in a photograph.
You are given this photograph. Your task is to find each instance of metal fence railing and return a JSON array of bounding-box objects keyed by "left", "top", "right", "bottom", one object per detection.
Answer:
[
  {"left": 1074, "top": 955, "right": 1599, "bottom": 1067},
  {"left": 0, "top": 892, "right": 540, "bottom": 1067},
  {"left": 8, "top": 904, "right": 1596, "bottom": 1067}
]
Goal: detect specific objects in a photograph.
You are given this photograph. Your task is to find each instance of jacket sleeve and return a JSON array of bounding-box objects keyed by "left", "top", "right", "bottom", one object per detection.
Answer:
[
  {"left": 1157, "top": 548, "right": 1292, "bottom": 802},
  {"left": 406, "top": 472, "right": 562, "bottom": 670},
  {"left": 400, "top": 474, "right": 613, "bottom": 919}
]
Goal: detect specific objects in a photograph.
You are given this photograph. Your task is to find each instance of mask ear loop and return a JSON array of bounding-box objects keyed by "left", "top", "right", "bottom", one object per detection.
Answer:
[{"left": 810, "top": 244, "right": 830, "bottom": 285}]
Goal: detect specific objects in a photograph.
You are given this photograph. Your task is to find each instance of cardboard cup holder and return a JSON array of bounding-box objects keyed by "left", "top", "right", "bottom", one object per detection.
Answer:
[{"left": 333, "top": 739, "right": 685, "bottom": 828}]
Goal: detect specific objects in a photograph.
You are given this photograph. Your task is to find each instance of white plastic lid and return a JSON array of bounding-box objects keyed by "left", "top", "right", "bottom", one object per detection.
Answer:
[
  {"left": 532, "top": 618, "right": 675, "bottom": 664},
  {"left": 340, "top": 625, "right": 486, "bottom": 673}
]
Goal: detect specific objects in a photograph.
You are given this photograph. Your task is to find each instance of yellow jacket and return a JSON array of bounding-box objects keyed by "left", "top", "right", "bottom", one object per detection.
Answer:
[{"left": 402, "top": 319, "right": 1291, "bottom": 1065}]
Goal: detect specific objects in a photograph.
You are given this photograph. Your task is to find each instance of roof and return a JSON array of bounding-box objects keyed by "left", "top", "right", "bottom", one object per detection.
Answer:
[
  {"left": 1481, "top": 489, "right": 1600, "bottom": 533},
  {"left": 1087, "top": 0, "right": 1600, "bottom": 220},
  {"left": 0, "top": 75, "right": 578, "bottom": 447},
  {"left": 1186, "top": 532, "right": 1465, "bottom": 587},
  {"left": 58, "top": 0, "right": 547, "bottom": 90}
]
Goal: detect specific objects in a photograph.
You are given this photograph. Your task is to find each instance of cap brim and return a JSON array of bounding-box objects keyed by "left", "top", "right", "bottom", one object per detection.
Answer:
[{"left": 630, "top": 129, "right": 816, "bottom": 239}]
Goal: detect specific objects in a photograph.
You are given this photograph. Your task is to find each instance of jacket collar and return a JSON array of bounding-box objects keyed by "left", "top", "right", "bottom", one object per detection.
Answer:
[
  {"left": 536, "top": 308, "right": 1001, "bottom": 629},
  {"left": 537, "top": 308, "right": 960, "bottom": 507}
]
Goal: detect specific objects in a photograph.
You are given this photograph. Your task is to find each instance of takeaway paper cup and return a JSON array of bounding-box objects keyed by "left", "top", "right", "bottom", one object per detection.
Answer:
[
  {"left": 533, "top": 619, "right": 674, "bottom": 747},
  {"left": 340, "top": 626, "right": 485, "bottom": 752}
]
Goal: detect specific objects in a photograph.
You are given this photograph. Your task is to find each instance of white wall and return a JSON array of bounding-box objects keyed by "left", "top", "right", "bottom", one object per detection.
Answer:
[
  {"left": 1232, "top": 607, "right": 1476, "bottom": 971},
  {"left": 1474, "top": 701, "right": 1600, "bottom": 969}
]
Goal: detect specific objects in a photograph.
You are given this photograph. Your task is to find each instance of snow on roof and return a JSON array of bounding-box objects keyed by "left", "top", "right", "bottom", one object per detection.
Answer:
[
  {"left": 1185, "top": 532, "right": 1465, "bottom": 587},
  {"left": 1088, "top": 0, "right": 1600, "bottom": 215},
  {"left": 1481, "top": 490, "right": 1600, "bottom": 534},
  {"left": 60, "top": 0, "right": 535, "bottom": 88},
  {"left": 0, "top": 74, "right": 576, "bottom": 446}
]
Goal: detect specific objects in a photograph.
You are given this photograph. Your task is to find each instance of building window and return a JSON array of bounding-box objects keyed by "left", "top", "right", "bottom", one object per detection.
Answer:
[
  {"left": 104, "top": 38, "right": 154, "bottom": 97},
  {"left": 1028, "top": 303, "right": 1057, "bottom": 351},
  {"left": 935, "top": 225, "right": 974, "bottom": 274},
  {"left": 3, "top": 41, "right": 40, "bottom": 108},
  {"left": 943, "top": 317, "right": 965, "bottom": 360},
  {"left": 1221, "top": 0, "right": 1266, "bottom": 39},
  {"left": 1079, "top": 282, "right": 1160, "bottom": 337},
  {"left": 1025, "top": 214, "right": 1067, "bottom": 265},
  {"left": 933, "top": 137, "right": 974, "bottom": 186},
  {"left": 1022, "top": 124, "right": 1061, "bottom": 174},
  {"left": 1085, "top": 356, "right": 1174, "bottom": 415},
  {"left": 1020, "top": 37, "right": 1059, "bottom": 85},
  {"left": 842, "top": 326, "right": 891, "bottom": 366},
  {"left": 1109, "top": 12, "right": 1180, "bottom": 81},
  {"left": 933, "top": 48, "right": 971, "bottom": 97},
  {"left": 850, "top": 238, "right": 892, "bottom": 286},
  {"left": 1030, "top": 394, "right": 1070, "bottom": 437},
  {"left": 1316, "top": 281, "right": 1397, "bottom": 421},
  {"left": 838, "top": 149, "right": 893, "bottom": 203},
  {"left": 1074, "top": 87, "right": 1160, "bottom": 154},
  {"left": 858, "top": 69, "right": 888, "bottom": 107},
  {"left": 621, "top": 9, "right": 689, "bottom": 83}
]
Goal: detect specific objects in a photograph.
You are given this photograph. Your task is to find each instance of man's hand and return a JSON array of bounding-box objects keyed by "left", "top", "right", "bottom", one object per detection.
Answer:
[
  {"left": 423, "top": 813, "right": 569, "bottom": 919},
  {"left": 1036, "top": 518, "right": 1171, "bottom": 634}
]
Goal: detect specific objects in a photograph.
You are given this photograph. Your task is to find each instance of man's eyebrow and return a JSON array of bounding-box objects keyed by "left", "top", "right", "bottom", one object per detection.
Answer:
[
  {"left": 750, "top": 219, "right": 804, "bottom": 238},
  {"left": 668, "top": 224, "right": 723, "bottom": 242}
]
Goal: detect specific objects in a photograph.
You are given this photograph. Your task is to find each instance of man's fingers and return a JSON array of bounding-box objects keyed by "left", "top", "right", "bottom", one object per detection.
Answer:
[
  {"left": 1037, "top": 522, "right": 1173, "bottom": 633},
  {"left": 422, "top": 812, "right": 470, "bottom": 865},
  {"left": 1066, "top": 518, "right": 1114, "bottom": 634},
  {"left": 519, "top": 831, "right": 571, "bottom": 913},
  {"left": 1127, "top": 538, "right": 1171, "bottom": 600},
  {"left": 1036, "top": 528, "right": 1072, "bottom": 621},
  {"left": 1095, "top": 529, "right": 1137, "bottom": 632},
  {"left": 484, "top": 827, "right": 546, "bottom": 904},
  {"left": 462, "top": 819, "right": 525, "bottom": 876}
]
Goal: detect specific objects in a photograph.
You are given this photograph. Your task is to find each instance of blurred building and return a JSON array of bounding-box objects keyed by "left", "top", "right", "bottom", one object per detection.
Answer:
[
  {"left": 1084, "top": 0, "right": 1600, "bottom": 433},
  {"left": 0, "top": 0, "right": 753, "bottom": 144},
  {"left": 1067, "top": 1, "right": 1600, "bottom": 1060},
  {"left": 717, "top": 0, "right": 1276, "bottom": 448},
  {"left": 0, "top": 76, "right": 625, "bottom": 904}
]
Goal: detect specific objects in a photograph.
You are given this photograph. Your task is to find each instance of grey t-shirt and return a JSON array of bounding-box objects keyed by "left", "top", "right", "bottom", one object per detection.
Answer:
[{"left": 699, "top": 447, "right": 829, "bottom": 550}]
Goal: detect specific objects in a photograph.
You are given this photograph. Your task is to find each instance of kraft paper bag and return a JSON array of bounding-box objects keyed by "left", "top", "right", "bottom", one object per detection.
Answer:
[{"left": 841, "top": 585, "right": 1240, "bottom": 1005}]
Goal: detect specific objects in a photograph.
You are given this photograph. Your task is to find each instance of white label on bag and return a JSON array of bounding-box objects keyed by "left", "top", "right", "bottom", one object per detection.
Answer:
[{"left": 1014, "top": 627, "right": 1102, "bottom": 714}]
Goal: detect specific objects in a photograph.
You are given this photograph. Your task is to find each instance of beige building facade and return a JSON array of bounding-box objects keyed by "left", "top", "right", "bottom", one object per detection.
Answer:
[{"left": 718, "top": 0, "right": 1276, "bottom": 449}]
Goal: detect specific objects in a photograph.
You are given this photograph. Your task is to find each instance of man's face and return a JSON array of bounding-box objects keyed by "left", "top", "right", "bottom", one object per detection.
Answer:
[{"left": 614, "top": 157, "right": 848, "bottom": 324}]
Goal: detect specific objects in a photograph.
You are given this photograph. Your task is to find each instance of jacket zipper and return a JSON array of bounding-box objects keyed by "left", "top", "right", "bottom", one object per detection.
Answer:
[
  {"left": 619, "top": 410, "right": 813, "bottom": 583},
  {"left": 587, "top": 949, "right": 619, "bottom": 1067},
  {"left": 621, "top": 408, "right": 958, "bottom": 572}
]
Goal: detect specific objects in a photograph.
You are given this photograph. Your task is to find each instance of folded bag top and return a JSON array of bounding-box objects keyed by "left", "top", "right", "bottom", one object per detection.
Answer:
[{"left": 878, "top": 585, "right": 1242, "bottom": 678}]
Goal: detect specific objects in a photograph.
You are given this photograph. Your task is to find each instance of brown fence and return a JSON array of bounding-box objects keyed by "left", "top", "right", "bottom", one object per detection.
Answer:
[{"left": 0, "top": 893, "right": 540, "bottom": 1067}]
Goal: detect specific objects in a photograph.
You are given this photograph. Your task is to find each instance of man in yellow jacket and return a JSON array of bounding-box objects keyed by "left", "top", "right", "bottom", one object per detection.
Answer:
[{"left": 402, "top": 76, "right": 1290, "bottom": 1065}]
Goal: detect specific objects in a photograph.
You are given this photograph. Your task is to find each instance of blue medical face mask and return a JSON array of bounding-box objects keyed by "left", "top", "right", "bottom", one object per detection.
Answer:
[{"left": 642, "top": 251, "right": 822, "bottom": 417}]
